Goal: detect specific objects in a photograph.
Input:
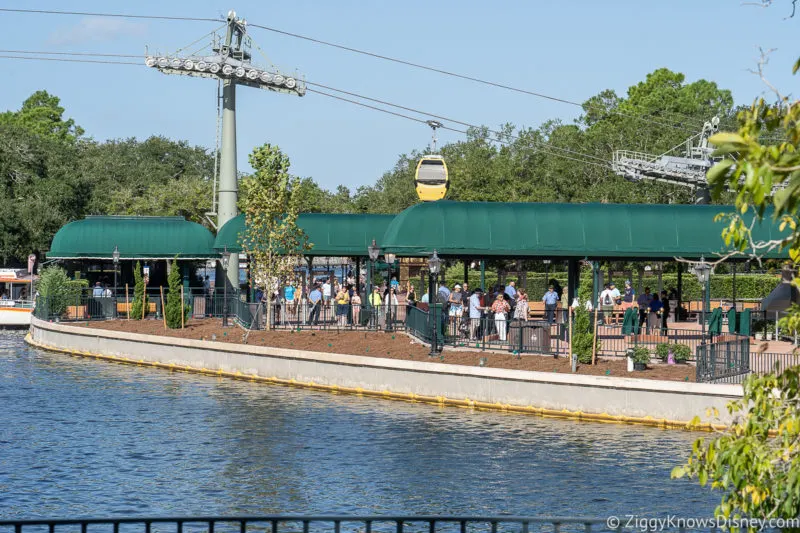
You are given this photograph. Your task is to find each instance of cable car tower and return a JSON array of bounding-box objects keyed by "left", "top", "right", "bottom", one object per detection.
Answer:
[
  {"left": 414, "top": 120, "right": 450, "bottom": 202},
  {"left": 611, "top": 117, "right": 720, "bottom": 204},
  {"left": 145, "top": 10, "right": 305, "bottom": 287}
]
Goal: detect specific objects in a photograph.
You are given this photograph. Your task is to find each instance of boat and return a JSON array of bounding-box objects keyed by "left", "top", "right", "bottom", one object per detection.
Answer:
[{"left": 0, "top": 268, "right": 36, "bottom": 327}]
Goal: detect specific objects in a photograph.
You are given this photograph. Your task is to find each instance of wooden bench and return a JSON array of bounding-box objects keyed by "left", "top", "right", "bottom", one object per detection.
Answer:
[
  {"left": 528, "top": 302, "right": 562, "bottom": 320},
  {"left": 117, "top": 302, "right": 158, "bottom": 314}
]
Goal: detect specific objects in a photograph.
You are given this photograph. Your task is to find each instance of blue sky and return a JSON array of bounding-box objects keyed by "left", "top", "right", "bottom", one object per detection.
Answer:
[{"left": 1, "top": 1, "right": 797, "bottom": 191}]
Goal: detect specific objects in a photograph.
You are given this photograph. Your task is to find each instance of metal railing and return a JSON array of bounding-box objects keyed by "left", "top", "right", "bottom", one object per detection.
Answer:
[
  {"left": 750, "top": 351, "right": 800, "bottom": 375},
  {"left": 696, "top": 336, "right": 751, "bottom": 383},
  {"left": 0, "top": 515, "right": 728, "bottom": 533}
]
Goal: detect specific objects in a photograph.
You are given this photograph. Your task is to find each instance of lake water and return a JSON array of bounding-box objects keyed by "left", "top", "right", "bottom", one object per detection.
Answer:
[{"left": 0, "top": 330, "right": 719, "bottom": 519}]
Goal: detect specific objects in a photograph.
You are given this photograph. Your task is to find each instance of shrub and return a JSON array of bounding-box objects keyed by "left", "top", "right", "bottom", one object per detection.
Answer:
[
  {"left": 630, "top": 345, "right": 651, "bottom": 364},
  {"left": 672, "top": 343, "right": 691, "bottom": 362},
  {"left": 37, "top": 266, "right": 87, "bottom": 317},
  {"left": 164, "top": 259, "right": 189, "bottom": 328},
  {"left": 655, "top": 343, "right": 672, "bottom": 362},
  {"left": 130, "top": 261, "right": 149, "bottom": 320}
]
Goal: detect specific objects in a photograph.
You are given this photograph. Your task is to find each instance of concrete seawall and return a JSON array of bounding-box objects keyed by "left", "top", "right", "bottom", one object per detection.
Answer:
[{"left": 27, "top": 317, "right": 742, "bottom": 429}]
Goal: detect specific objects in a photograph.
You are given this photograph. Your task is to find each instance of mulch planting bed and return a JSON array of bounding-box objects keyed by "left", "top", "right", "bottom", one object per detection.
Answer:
[{"left": 78, "top": 318, "right": 695, "bottom": 382}]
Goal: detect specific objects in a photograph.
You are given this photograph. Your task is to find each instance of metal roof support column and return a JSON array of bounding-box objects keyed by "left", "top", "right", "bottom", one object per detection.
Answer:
[
  {"left": 567, "top": 259, "right": 579, "bottom": 305},
  {"left": 218, "top": 78, "right": 239, "bottom": 291},
  {"left": 480, "top": 260, "right": 485, "bottom": 292},
  {"left": 463, "top": 261, "right": 468, "bottom": 285},
  {"left": 677, "top": 264, "right": 683, "bottom": 322},
  {"left": 592, "top": 262, "right": 600, "bottom": 309}
]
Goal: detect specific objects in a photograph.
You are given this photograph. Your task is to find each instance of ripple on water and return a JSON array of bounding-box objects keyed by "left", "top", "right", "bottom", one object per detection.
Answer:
[{"left": 0, "top": 330, "right": 718, "bottom": 518}]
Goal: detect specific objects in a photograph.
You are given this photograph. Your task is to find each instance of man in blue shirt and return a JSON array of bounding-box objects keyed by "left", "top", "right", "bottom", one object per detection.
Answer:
[
  {"left": 468, "top": 288, "right": 484, "bottom": 340},
  {"left": 308, "top": 284, "right": 322, "bottom": 325},
  {"left": 437, "top": 283, "right": 450, "bottom": 304},
  {"left": 542, "top": 285, "right": 559, "bottom": 324},
  {"left": 92, "top": 282, "right": 104, "bottom": 298},
  {"left": 504, "top": 281, "right": 517, "bottom": 301}
]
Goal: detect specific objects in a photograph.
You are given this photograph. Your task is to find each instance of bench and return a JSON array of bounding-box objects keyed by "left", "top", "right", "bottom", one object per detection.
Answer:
[
  {"left": 528, "top": 302, "right": 562, "bottom": 320},
  {"left": 117, "top": 302, "right": 158, "bottom": 314}
]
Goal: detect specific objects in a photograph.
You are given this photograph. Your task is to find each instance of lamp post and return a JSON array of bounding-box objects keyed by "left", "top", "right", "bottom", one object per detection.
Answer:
[
  {"left": 384, "top": 252, "right": 396, "bottom": 331},
  {"left": 112, "top": 245, "right": 120, "bottom": 317},
  {"left": 221, "top": 247, "right": 231, "bottom": 327},
  {"left": 367, "top": 239, "right": 380, "bottom": 329},
  {"left": 692, "top": 256, "right": 712, "bottom": 343},
  {"left": 543, "top": 259, "right": 551, "bottom": 293},
  {"left": 428, "top": 250, "right": 442, "bottom": 356},
  {"left": 112, "top": 245, "right": 120, "bottom": 297}
]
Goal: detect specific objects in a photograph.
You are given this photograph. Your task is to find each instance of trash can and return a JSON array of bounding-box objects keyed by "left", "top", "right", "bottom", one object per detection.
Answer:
[{"left": 508, "top": 321, "right": 551, "bottom": 352}]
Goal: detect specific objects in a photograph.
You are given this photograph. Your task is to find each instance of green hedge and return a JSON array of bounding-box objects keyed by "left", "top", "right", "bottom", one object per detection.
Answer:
[{"left": 431, "top": 271, "right": 779, "bottom": 300}]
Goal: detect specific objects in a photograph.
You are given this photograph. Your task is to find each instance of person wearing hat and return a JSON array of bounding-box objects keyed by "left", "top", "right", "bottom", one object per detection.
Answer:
[
  {"left": 542, "top": 285, "right": 559, "bottom": 324},
  {"left": 468, "top": 287, "right": 484, "bottom": 340},
  {"left": 448, "top": 284, "right": 464, "bottom": 335}
]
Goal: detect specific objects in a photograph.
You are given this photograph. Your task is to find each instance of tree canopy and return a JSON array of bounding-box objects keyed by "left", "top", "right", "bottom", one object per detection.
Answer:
[{"left": 0, "top": 67, "right": 735, "bottom": 264}]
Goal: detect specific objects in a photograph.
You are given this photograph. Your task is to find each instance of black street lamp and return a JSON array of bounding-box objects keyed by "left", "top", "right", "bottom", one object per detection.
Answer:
[
  {"left": 385, "top": 252, "right": 396, "bottom": 331},
  {"left": 428, "top": 250, "right": 441, "bottom": 356},
  {"left": 368, "top": 239, "right": 380, "bottom": 329},
  {"left": 692, "top": 256, "right": 712, "bottom": 343},
  {"left": 112, "top": 245, "right": 120, "bottom": 296},
  {"left": 221, "top": 247, "right": 231, "bottom": 327}
]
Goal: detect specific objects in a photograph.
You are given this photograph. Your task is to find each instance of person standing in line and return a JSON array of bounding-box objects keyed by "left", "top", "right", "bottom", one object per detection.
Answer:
[
  {"left": 368, "top": 286, "right": 383, "bottom": 328},
  {"left": 448, "top": 284, "right": 465, "bottom": 336},
  {"left": 514, "top": 290, "right": 529, "bottom": 322},
  {"left": 608, "top": 282, "right": 621, "bottom": 325},
  {"left": 322, "top": 277, "right": 332, "bottom": 307},
  {"left": 284, "top": 280, "right": 297, "bottom": 322},
  {"left": 637, "top": 286, "right": 653, "bottom": 331},
  {"left": 334, "top": 284, "right": 350, "bottom": 328},
  {"left": 542, "top": 285, "right": 559, "bottom": 324},
  {"left": 351, "top": 286, "right": 361, "bottom": 326},
  {"left": 504, "top": 281, "right": 517, "bottom": 301},
  {"left": 406, "top": 282, "right": 416, "bottom": 308},
  {"left": 468, "top": 288, "right": 484, "bottom": 340},
  {"left": 621, "top": 280, "right": 635, "bottom": 315},
  {"left": 308, "top": 284, "right": 322, "bottom": 326},
  {"left": 599, "top": 284, "right": 615, "bottom": 325},
  {"left": 491, "top": 292, "right": 511, "bottom": 342},
  {"left": 648, "top": 293, "right": 664, "bottom": 334}
]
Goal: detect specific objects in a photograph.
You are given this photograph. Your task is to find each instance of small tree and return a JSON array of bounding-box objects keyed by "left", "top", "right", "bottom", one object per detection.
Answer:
[
  {"left": 571, "top": 262, "right": 598, "bottom": 364},
  {"left": 37, "top": 265, "right": 85, "bottom": 317},
  {"left": 239, "top": 144, "right": 310, "bottom": 330},
  {"left": 130, "top": 261, "right": 148, "bottom": 320},
  {"left": 673, "top": 368, "right": 800, "bottom": 527},
  {"left": 164, "top": 258, "right": 189, "bottom": 328}
]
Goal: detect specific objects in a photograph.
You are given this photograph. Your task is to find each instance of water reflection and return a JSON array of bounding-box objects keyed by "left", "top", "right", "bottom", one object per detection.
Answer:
[{"left": 0, "top": 331, "right": 717, "bottom": 518}]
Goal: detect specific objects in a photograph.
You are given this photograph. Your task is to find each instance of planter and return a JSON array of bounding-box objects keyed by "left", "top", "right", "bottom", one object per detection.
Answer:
[
  {"left": 766, "top": 333, "right": 773, "bottom": 341},
  {"left": 755, "top": 333, "right": 764, "bottom": 341},
  {"left": 633, "top": 362, "right": 647, "bottom": 371}
]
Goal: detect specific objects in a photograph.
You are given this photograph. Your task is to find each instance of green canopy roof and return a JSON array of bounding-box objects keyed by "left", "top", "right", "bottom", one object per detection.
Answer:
[
  {"left": 214, "top": 213, "right": 395, "bottom": 256},
  {"left": 47, "top": 216, "right": 217, "bottom": 260},
  {"left": 380, "top": 201, "right": 788, "bottom": 259}
]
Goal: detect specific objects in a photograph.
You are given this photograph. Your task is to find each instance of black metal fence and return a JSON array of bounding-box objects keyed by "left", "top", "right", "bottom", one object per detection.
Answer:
[
  {"left": 0, "top": 515, "right": 741, "bottom": 533},
  {"left": 696, "top": 336, "right": 751, "bottom": 383}
]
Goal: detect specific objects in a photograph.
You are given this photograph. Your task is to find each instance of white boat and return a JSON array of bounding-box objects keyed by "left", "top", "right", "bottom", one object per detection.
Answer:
[{"left": 0, "top": 269, "right": 36, "bottom": 328}]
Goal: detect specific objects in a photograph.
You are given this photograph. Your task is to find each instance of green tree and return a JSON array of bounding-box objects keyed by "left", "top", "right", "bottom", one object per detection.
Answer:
[
  {"left": 164, "top": 259, "right": 188, "bottom": 328},
  {"left": 672, "top": 368, "right": 800, "bottom": 527},
  {"left": 0, "top": 90, "right": 84, "bottom": 143},
  {"left": 130, "top": 261, "right": 149, "bottom": 320},
  {"left": 239, "top": 144, "right": 310, "bottom": 329},
  {"left": 37, "top": 265, "right": 86, "bottom": 317}
]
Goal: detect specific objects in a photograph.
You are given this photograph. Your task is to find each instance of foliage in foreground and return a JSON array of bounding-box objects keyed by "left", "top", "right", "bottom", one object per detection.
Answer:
[
  {"left": 239, "top": 144, "right": 310, "bottom": 329},
  {"left": 673, "top": 367, "right": 800, "bottom": 527}
]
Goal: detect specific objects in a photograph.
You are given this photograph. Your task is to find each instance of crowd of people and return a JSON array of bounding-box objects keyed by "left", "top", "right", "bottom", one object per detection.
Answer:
[{"left": 596, "top": 280, "right": 678, "bottom": 333}]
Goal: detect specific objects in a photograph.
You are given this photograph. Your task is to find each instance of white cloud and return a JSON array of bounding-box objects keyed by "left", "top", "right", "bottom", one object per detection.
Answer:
[{"left": 47, "top": 17, "right": 147, "bottom": 46}]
